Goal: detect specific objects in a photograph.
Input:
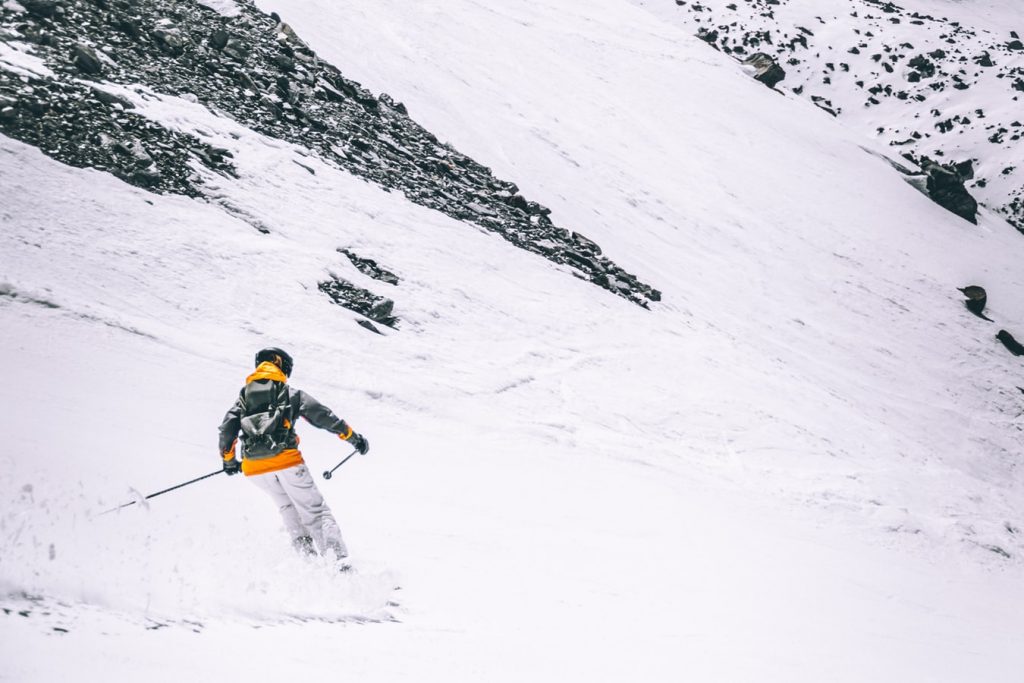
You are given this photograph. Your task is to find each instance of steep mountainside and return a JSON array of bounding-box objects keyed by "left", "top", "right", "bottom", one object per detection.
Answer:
[
  {"left": 0, "top": 0, "right": 659, "bottom": 310},
  {"left": 637, "top": 0, "right": 1024, "bottom": 228},
  {"left": 3, "top": 0, "right": 1024, "bottom": 680}
]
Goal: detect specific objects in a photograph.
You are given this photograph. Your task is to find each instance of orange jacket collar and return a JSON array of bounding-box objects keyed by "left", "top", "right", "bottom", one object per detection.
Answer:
[{"left": 247, "top": 361, "right": 288, "bottom": 384}]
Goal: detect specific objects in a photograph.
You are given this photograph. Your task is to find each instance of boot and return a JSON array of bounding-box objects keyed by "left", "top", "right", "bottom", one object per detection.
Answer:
[
  {"left": 324, "top": 542, "right": 352, "bottom": 572},
  {"left": 292, "top": 535, "right": 316, "bottom": 557}
]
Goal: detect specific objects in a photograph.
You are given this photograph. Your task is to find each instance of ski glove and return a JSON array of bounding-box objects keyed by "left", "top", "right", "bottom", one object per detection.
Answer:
[
  {"left": 223, "top": 457, "right": 242, "bottom": 476},
  {"left": 348, "top": 432, "right": 370, "bottom": 455}
]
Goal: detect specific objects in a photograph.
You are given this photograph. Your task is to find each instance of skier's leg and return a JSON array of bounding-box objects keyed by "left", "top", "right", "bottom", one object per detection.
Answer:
[
  {"left": 248, "top": 471, "right": 311, "bottom": 552},
  {"left": 277, "top": 463, "right": 348, "bottom": 559}
]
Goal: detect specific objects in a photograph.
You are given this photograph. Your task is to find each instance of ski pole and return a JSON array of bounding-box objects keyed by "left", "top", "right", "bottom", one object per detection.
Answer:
[
  {"left": 323, "top": 448, "right": 359, "bottom": 480},
  {"left": 100, "top": 469, "right": 225, "bottom": 515}
]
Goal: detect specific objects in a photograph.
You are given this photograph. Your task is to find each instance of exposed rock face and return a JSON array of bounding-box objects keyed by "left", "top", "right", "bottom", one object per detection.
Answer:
[
  {"left": 319, "top": 277, "right": 399, "bottom": 330},
  {"left": 0, "top": 65, "right": 235, "bottom": 195},
  {"left": 0, "top": 0, "right": 661, "bottom": 309},
  {"left": 921, "top": 158, "right": 978, "bottom": 223},
  {"left": 339, "top": 249, "right": 400, "bottom": 286},
  {"left": 743, "top": 52, "right": 786, "bottom": 88}
]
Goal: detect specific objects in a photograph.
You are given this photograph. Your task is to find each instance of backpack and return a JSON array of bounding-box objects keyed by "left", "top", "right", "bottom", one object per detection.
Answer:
[{"left": 238, "top": 379, "right": 297, "bottom": 458}]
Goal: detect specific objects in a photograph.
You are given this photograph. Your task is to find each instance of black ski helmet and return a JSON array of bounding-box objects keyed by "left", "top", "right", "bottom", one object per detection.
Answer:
[{"left": 255, "top": 347, "right": 294, "bottom": 376}]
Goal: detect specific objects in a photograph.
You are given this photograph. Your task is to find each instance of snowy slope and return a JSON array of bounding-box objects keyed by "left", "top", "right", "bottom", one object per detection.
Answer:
[
  {"left": 3, "top": 0, "right": 1024, "bottom": 681},
  {"left": 637, "top": 0, "right": 1024, "bottom": 227}
]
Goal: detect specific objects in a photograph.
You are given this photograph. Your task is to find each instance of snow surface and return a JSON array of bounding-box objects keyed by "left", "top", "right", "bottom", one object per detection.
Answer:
[
  {"left": 0, "top": 39, "right": 55, "bottom": 79},
  {"left": 3, "top": 0, "right": 1024, "bottom": 680},
  {"left": 196, "top": 0, "right": 241, "bottom": 18}
]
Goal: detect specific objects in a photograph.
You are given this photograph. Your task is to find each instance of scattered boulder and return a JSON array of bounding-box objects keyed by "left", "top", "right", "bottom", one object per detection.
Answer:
[
  {"left": 209, "top": 29, "right": 229, "bottom": 51},
  {"left": 996, "top": 330, "right": 1024, "bottom": 356},
  {"left": 71, "top": 43, "right": 103, "bottom": 75},
  {"left": 318, "top": 277, "right": 399, "bottom": 328},
  {"left": 151, "top": 26, "right": 187, "bottom": 56},
  {"left": 339, "top": 249, "right": 400, "bottom": 285},
  {"left": 356, "top": 319, "right": 383, "bottom": 335},
  {"left": 907, "top": 54, "right": 936, "bottom": 79},
  {"left": 90, "top": 88, "right": 135, "bottom": 110},
  {"left": 743, "top": 52, "right": 786, "bottom": 88},
  {"left": 222, "top": 38, "right": 252, "bottom": 62},
  {"left": 958, "top": 285, "right": 989, "bottom": 318},
  {"left": 20, "top": 0, "right": 60, "bottom": 19},
  {"left": 921, "top": 158, "right": 978, "bottom": 223}
]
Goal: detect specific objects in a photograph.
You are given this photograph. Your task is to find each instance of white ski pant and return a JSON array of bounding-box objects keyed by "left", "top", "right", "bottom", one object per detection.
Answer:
[{"left": 249, "top": 463, "right": 348, "bottom": 558}]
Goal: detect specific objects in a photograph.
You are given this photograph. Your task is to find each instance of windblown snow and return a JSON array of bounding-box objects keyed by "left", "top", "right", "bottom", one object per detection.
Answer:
[{"left": 2, "top": 0, "right": 1023, "bottom": 681}]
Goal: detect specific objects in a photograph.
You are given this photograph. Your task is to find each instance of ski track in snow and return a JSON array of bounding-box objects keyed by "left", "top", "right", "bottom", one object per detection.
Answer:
[{"left": 2, "top": 0, "right": 1024, "bottom": 680}]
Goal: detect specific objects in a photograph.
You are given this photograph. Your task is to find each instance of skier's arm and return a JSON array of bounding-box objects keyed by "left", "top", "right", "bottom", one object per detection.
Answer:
[
  {"left": 218, "top": 395, "right": 244, "bottom": 456},
  {"left": 294, "top": 389, "right": 352, "bottom": 437}
]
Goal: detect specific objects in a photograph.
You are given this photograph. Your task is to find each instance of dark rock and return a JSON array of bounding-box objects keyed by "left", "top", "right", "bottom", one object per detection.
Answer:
[
  {"left": 71, "top": 43, "right": 103, "bottom": 75},
  {"left": 952, "top": 159, "right": 974, "bottom": 180},
  {"left": 367, "top": 298, "right": 395, "bottom": 322},
  {"left": 697, "top": 28, "right": 719, "bottom": 46},
  {"left": 356, "top": 319, "right": 383, "bottom": 335},
  {"left": 743, "top": 53, "right": 786, "bottom": 88},
  {"left": 958, "top": 285, "right": 988, "bottom": 317},
  {"left": 223, "top": 38, "right": 251, "bottom": 62},
  {"left": 319, "top": 277, "right": 399, "bottom": 328},
  {"left": 131, "top": 164, "right": 162, "bottom": 186},
  {"left": 571, "top": 231, "right": 602, "bottom": 255},
  {"left": 504, "top": 193, "right": 530, "bottom": 213},
  {"left": 117, "top": 18, "right": 142, "bottom": 41},
  {"left": 997, "top": 330, "right": 1024, "bottom": 356},
  {"left": 339, "top": 249, "right": 400, "bottom": 285},
  {"left": 922, "top": 159, "right": 978, "bottom": 223},
  {"left": 151, "top": 27, "right": 186, "bottom": 56},
  {"left": 90, "top": 88, "right": 135, "bottom": 109},
  {"left": 20, "top": 0, "right": 60, "bottom": 19},
  {"left": 907, "top": 55, "right": 935, "bottom": 78},
  {"left": 272, "top": 54, "right": 295, "bottom": 72},
  {"left": 23, "top": 99, "right": 48, "bottom": 116},
  {"left": 0, "top": 97, "right": 17, "bottom": 122},
  {"left": 209, "top": 29, "right": 229, "bottom": 51}
]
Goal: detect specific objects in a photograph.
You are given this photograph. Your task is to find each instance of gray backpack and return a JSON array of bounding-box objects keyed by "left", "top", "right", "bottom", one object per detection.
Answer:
[{"left": 238, "top": 379, "right": 297, "bottom": 458}]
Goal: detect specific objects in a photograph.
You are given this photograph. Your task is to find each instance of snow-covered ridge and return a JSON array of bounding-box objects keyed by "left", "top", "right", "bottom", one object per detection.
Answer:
[{"left": 639, "top": 0, "right": 1024, "bottom": 229}]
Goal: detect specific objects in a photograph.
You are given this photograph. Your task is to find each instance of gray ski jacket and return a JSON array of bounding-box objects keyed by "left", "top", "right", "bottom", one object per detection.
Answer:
[{"left": 218, "top": 362, "right": 353, "bottom": 475}]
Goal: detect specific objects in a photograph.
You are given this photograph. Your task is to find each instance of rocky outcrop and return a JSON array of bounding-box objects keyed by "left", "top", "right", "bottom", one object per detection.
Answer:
[
  {"left": 319, "top": 276, "right": 398, "bottom": 331},
  {"left": 921, "top": 158, "right": 978, "bottom": 224},
  {"left": 996, "top": 330, "right": 1024, "bottom": 357},
  {"left": 317, "top": 249, "right": 401, "bottom": 332},
  {"left": 0, "top": 0, "right": 660, "bottom": 309},
  {"left": 0, "top": 63, "right": 235, "bottom": 195},
  {"left": 743, "top": 53, "right": 786, "bottom": 88},
  {"left": 339, "top": 249, "right": 400, "bottom": 286}
]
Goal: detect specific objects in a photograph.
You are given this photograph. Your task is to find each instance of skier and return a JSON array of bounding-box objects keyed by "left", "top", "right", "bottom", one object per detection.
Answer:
[{"left": 218, "top": 347, "right": 369, "bottom": 563}]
